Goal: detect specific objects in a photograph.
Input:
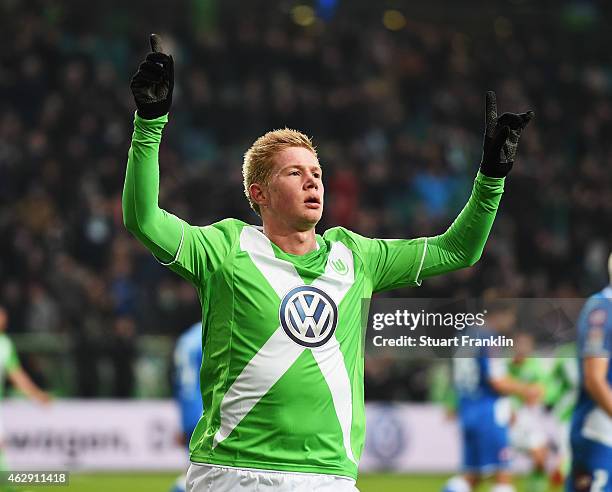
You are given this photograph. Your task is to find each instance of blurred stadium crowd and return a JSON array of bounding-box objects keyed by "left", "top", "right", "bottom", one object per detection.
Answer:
[{"left": 0, "top": 0, "right": 610, "bottom": 398}]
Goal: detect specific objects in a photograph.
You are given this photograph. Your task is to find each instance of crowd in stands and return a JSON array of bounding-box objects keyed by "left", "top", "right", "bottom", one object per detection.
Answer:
[{"left": 1, "top": 0, "right": 610, "bottom": 397}]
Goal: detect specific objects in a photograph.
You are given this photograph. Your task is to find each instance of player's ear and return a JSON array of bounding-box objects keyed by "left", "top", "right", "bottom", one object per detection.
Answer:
[{"left": 249, "top": 182, "right": 268, "bottom": 209}]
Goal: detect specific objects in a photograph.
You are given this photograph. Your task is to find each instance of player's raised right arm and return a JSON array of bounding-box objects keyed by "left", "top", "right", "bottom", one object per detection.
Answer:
[
  {"left": 124, "top": 35, "right": 236, "bottom": 283},
  {"left": 123, "top": 34, "right": 181, "bottom": 263},
  {"left": 123, "top": 112, "right": 182, "bottom": 262}
]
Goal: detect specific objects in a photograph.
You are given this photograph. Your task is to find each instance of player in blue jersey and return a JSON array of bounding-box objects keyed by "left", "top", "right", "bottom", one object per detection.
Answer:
[
  {"left": 443, "top": 306, "right": 542, "bottom": 492},
  {"left": 171, "top": 322, "right": 203, "bottom": 492},
  {"left": 174, "top": 322, "right": 204, "bottom": 441},
  {"left": 567, "top": 253, "right": 612, "bottom": 492}
]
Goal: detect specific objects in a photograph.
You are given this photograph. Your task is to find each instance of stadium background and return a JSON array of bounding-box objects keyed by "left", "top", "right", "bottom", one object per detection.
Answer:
[{"left": 1, "top": 0, "right": 611, "bottom": 489}]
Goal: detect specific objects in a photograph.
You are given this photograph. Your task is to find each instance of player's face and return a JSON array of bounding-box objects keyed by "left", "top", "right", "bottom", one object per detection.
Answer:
[{"left": 265, "top": 147, "right": 324, "bottom": 230}]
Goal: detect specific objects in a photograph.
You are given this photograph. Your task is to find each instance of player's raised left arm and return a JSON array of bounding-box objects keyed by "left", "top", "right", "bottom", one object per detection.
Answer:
[{"left": 419, "top": 91, "right": 534, "bottom": 279}]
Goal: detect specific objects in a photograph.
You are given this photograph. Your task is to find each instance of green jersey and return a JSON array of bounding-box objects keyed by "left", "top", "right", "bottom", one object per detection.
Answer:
[
  {"left": 508, "top": 357, "right": 548, "bottom": 410},
  {"left": 123, "top": 113, "right": 505, "bottom": 479},
  {"left": 172, "top": 218, "right": 424, "bottom": 477},
  {"left": 0, "top": 334, "right": 20, "bottom": 399},
  {"left": 547, "top": 343, "right": 578, "bottom": 422}
]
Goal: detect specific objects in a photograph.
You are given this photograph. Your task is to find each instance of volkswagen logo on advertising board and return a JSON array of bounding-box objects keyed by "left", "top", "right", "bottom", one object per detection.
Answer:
[{"left": 367, "top": 405, "right": 406, "bottom": 464}]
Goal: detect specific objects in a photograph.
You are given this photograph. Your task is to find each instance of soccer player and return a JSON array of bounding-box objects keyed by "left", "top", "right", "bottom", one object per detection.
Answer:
[
  {"left": 171, "top": 322, "right": 203, "bottom": 492},
  {"left": 507, "top": 332, "right": 549, "bottom": 492},
  {"left": 547, "top": 342, "right": 578, "bottom": 487},
  {"left": 124, "top": 34, "right": 533, "bottom": 491},
  {"left": 443, "top": 307, "right": 543, "bottom": 492},
  {"left": 0, "top": 306, "right": 50, "bottom": 474},
  {"left": 567, "top": 253, "right": 612, "bottom": 492}
]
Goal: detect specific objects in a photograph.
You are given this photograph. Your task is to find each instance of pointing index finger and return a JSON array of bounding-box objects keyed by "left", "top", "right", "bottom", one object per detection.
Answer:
[
  {"left": 485, "top": 91, "right": 498, "bottom": 138},
  {"left": 150, "top": 33, "right": 165, "bottom": 54}
]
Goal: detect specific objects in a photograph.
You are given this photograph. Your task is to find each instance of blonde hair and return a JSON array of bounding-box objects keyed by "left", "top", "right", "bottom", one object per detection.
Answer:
[{"left": 243, "top": 128, "right": 317, "bottom": 215}]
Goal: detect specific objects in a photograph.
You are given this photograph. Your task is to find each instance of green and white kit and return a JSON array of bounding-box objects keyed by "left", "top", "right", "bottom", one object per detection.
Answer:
[
  {"left": 123, "top": 113, "right": 505, "bottom": 479},
  {"left": 0, "top": 334, "right": 19, "bottom": 400}
]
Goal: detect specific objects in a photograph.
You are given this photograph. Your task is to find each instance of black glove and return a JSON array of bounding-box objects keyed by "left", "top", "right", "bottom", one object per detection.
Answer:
[
  {"left": 130, "top": 34, "right": 174, "bottom": 120},
  {"left": 480, "top": 91, "right": 534, "bottom": 178}
]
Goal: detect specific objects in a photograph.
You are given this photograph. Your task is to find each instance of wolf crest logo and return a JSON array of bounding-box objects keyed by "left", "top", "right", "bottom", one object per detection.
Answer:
[
  {"left": 279, "top": 285, "right": 338, "bottom": 347},
  {"left": 331, "top": 258, "right": 348, "bottom": 275}
]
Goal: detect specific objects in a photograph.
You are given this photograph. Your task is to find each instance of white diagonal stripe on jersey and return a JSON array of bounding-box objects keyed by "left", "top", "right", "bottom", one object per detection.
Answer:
[
  {"left": 213, "top": 325, "right": 304, "bottom": 447},
  {"left": 311, "top": 339, "right": 357, "bottom": 464},
  {"left": 311, "top": 241, "right": 355, "bottom": 303},
  {"left": 213, "top": 227, "right": 357, "bottom": 464},
  {"left": 214, "top": 227, "right": 306, "bottom": 448},
  {"left": 311, "top": 241, "right": 357, "bottom": 464}
]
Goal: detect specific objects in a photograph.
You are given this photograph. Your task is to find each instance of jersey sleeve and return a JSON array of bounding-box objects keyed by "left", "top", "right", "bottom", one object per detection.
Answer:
[
  {"left": 335, "top": 172, "right": 504, "bottom": 292},
  {"left": 418, "top": 172, "right": 505, "bottom": 279},
  {"left": 338, "top": 228, "right": 427, "bottom": 292},
  {"left": 123, "top": 112, "right": 184, "bottom": 263},
  {"left": 161, "top": 218, "right": 240, "bottom": 285}
]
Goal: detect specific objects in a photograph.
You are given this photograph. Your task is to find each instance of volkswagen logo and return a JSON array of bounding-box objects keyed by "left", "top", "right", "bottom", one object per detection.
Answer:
[{"left": 279, "top": 285, "right": 338, "bottom": 348}]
